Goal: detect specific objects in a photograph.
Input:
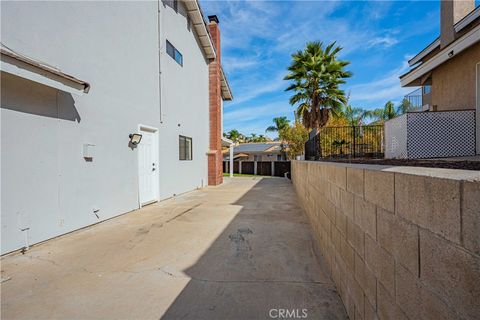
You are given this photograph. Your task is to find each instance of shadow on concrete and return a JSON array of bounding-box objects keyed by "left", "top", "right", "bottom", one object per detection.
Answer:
[{"left": 160, "top": 178, "right": 347, "bottom": 320}]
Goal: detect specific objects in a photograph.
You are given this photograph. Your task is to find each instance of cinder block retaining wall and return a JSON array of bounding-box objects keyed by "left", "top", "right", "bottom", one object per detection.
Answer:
[{"left": 292, "top": 161, "right": 480, "bottom": 320}]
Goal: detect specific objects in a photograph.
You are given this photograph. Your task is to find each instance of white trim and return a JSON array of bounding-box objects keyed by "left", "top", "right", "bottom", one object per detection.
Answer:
[
  {"left": 408, "top": 38, "right": 440, "bottom": 67},
  {"left": 401, "top": 25, "right": 480, "bottom": 87},
  {"left": 182, "top": 0, "right": 216, "bottom": 60},
  {"left": 455, "top": 6, "right": 480, "bottom": 33},
  {"left": 137, "top": 124, "right": 160, "bottom": 207},
  {"left": 1, "top": 54, "right": 87, "bottom": 95}
]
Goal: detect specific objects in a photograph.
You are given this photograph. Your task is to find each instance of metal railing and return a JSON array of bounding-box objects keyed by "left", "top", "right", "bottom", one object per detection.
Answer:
[
  {"left": 404, "top": 88, "right": 423, "bottom": 112},
  {"left": 305, "top": 125, "right": 384, "bottom": 160}
]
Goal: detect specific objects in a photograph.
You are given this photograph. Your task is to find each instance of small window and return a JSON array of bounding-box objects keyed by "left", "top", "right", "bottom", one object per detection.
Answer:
[
  {"left": 179, "top": 135, "right": 192, "bottom": 160},
  {"left": 163, "top": 0, "right": 178, "bottom": 11},
  {"left": 423, "top": 85, "right": 431, "bottom": 95},
  {"left": 166, "top": 40, "right": 183, "bottom": 66}
]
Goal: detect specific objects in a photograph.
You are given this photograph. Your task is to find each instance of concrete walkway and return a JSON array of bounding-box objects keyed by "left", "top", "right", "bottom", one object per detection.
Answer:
[{"left": 1, "top": 177, "right": 347, "bottom": 320}]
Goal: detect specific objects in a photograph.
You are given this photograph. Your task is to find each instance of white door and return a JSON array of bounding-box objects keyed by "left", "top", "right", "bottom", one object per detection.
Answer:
[{"left": 138, "top": 127, "right": 158, "bottom": 206}]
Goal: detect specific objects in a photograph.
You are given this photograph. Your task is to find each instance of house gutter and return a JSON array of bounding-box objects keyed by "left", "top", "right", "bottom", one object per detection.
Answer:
[
  {"left": 182, "top": 0, "right": 216, "bottom": 60},
  {"left": 400, "top": 25, "right": 480, "bottom": 87}
]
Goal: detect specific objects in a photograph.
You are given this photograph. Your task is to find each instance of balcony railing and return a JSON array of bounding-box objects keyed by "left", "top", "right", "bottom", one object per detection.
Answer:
[{"left": 404, "top": 88, "right": 423, "bottom": 112}]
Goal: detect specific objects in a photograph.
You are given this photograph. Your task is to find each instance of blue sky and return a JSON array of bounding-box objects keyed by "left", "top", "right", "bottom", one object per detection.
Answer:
[{"left": 201, "top": 0, "right": 443, "bottom": 138}]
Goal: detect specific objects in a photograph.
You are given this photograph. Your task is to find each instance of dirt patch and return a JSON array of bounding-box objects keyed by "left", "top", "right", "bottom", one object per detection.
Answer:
[{"left": 318, "top": 158, "right": 480, "bottom": 170}]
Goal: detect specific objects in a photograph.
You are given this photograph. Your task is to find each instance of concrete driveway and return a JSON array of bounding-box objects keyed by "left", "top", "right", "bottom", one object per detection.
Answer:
[{"left": 1, "top": 177, "right": 347, "bottom": 320}]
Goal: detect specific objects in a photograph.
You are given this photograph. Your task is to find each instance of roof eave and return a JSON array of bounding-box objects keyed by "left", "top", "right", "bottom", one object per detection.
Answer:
[
  {"left": 0, "top": 47, "right": 90, "bottom": 95},
  {"left": 408, "top": 6, "right": 479, "bottom": 67},
  {"left": 220, "top": 66, "right": 233, "bottom": 101},
  {"left": 455, "top": 6, "right": 480, "bottom": 33},
  {"left": 181, "top": 0, "right": 216, "bottom": 60},
  {"left": 408, "top": 38, "right": 440, "bottom": 67},
  {"left": 400, "top": 25, "right": 480, "bottom": 87}
]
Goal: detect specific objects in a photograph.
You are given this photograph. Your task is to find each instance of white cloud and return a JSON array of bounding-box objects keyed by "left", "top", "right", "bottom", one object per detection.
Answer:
[
  {"left": 227, "top": 71, "right": 287, "bottom": 106},
  {"left": 200, "top": 0, "right": 437, "bottom": 133},
  {"left": 368, "top": 36, "right": 399, "bottom": 48},
  {"left": 348, "top": 59, "right": 412, "bottom": 108},
  {"left": 224, "top": 99, "right": 293, "bottom": 123},
  {"left": 224, "top": 99, "right": 295, "bottom": 138},
  {"left": 222, "top": 55, "right": 259, "bottom": 73}
]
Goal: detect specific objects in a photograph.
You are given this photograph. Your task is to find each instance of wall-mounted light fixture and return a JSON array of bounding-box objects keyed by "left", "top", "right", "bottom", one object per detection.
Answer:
[
  {"left": 448, "top": 50, "right": 454, "bottom": 58},
  {"left": 129, "top": 133, "right": 142, "bottom": 145}
]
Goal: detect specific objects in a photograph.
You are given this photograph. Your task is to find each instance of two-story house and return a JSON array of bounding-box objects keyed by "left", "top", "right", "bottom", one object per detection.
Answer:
[
  {"left": 386, "top": 0, "right": 479, "bottom": 159},
  {"left": 0, "top": 0, "right": 232, "bottom": 254}
]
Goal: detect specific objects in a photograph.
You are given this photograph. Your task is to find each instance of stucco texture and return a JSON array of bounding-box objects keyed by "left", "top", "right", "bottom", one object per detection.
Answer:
[
  {"left": 431, "top": 42, "right": 480, "bottom": 111},
  {"left": 1, "top": 1, "right": 210, "bottom": 254}
]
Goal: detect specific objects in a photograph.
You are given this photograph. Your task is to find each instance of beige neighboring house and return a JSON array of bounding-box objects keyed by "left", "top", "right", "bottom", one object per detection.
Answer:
[
  {"left": 223, "top": 142, "right": 287, "bottom": 162},
  {"left": 386, "top": 0, "right": 480, "bottom": 159},
  {"left": 401, "top": 0, "right": 479, "bottom": 112}
]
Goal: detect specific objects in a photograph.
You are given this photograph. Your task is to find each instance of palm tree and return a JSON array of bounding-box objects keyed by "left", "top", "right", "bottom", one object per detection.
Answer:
[
  {"left": 397, "top": 98, "right": 412, "bottom": 114},
  {"left": 257, "top": 135, "right": 269, "bottom": 142},
  {"left": 336, "top": 104, "right": 370, "bottom": 126},
  {"left": 247, "top": 133, "right": 257, "bottom": 143},
  {"left": 225, "top": 129, "right": 243, "bottom": 143},
  {"left": 370, "top": 101, "right": 399, "bottom": 123},
  {"left": 266, "top": 117, "right": 290, "bottom": 134},
  {"left": 284, "top": 41, "right": 352, "bottom": 130}
]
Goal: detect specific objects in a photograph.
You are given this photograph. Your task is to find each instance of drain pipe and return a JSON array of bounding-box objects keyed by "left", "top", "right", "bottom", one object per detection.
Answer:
[{"left": 158, "top": 0, "right": 164, "bottom": 124}]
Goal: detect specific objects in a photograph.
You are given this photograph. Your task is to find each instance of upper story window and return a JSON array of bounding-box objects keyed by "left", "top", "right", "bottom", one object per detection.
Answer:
[
  {"left": 179, "top": 135, "right": 192, "bottom": 160},
  {"left": 166, "top": 40, "right": 183, "bottom": 66},
  {"left": 423, "top": 85, "right": 431, "bottom": 95},
  {"left": 163, "top": 0, "right": 178, "bottom": 11}
]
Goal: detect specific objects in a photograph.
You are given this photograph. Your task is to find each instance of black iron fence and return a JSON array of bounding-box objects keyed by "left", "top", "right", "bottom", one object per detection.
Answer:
[{"left": 305, "top": 125, "right": 384, "bottom": 160}]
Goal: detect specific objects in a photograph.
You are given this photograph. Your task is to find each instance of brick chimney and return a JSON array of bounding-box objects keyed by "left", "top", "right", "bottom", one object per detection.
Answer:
[
  {"left": 207, "top": 15, "right": 223, "bottom": 186},
  {"left": 440, "top": 0, "right": 475, "bottom": 48}
]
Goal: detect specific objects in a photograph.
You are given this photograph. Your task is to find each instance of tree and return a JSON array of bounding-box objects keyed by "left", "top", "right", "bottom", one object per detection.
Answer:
[
  {"left": 397, "top": 98, "right": 412, "bottom": 114},
  {"left": 245, "top": 134, "right": 269, "bottom": 143},
  {"left": 284, "top": 41, "right": 352, "bottom": 130},
  {"left": 225, "top": 129, "right": 244, "bottom": 143},
  {"left": 332, "top": 139, "right": 350, "bottom": 155},
  {"left": 266, "top": 117, "right": 290, "bottom": 135},
  {"left": 370, "top": 101, "right": 400, "bottom": 123},
  {"left": 257, "top": 135, "right": 268, "bottom": 142},
  {"left": 280, "top": 122, "right": 309, "bottom": 159},
  {"left": 246, "top": 133, "right": 257, "bottom": 143},
  {"left": 335, "top": 103, "right": 370, "bottom": 126}
]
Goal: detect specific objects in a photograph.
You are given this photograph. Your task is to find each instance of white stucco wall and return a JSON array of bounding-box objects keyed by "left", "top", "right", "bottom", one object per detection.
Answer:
[
  {"left": 158, "top": 2, "right": 209, "bottom": 199},
  {"left": 1, "top": 1, "right": 210, "bottom": 254}
]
